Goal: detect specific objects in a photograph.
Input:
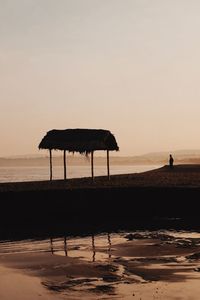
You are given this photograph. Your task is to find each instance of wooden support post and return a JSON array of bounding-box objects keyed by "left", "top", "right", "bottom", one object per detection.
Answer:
[
  {"left": 107, "top": 150, "right": 110, "bottom": 180},
  {"left": 63, "top": 150, "right": 67, "bottom": 180},
  {"left": 49, "top": 149, "right": 52, "bottom": 181},
  {"left": 91, "top": 151, "right": 94, "bottom": 181}
]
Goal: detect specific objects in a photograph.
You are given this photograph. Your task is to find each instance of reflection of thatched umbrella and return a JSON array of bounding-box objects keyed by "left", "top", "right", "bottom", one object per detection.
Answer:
[{"left": 38, "top": 128, "right": 119, "bottom": 181}]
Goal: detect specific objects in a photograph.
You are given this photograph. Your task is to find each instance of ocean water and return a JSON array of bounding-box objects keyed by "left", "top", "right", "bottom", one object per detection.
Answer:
[{"left": 0, "top": 164, "right": 161, "bottom": 183}]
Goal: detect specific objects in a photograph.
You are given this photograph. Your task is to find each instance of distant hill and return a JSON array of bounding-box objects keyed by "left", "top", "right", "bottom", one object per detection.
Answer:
[
  {"left": 1, "top": 149, "right": 200, "bottom": 167},
  {"left": 135, "top": 149, "right": 200, "bottom": 164}
]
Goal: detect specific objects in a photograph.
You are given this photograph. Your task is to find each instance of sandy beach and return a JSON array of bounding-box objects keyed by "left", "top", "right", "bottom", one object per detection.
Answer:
[
  {"left": 1, "top": 231, "right": 200, "bottom": 299},
  {"left": 1, "top": 165, "right": 200, "bottom": 299}
]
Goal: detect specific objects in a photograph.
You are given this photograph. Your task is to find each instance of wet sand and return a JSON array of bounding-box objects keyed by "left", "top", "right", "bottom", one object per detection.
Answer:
[{"left": 1, "top": 231, "right": 200, "bottom": 299}]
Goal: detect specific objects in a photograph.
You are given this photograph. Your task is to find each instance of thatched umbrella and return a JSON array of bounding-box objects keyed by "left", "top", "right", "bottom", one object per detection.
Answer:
[{"left": 38, "top": 128, "right": 119, "bottom": 181}]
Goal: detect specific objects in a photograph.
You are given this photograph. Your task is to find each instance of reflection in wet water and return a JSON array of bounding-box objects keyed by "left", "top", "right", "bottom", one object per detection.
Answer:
[
  {"left": 2, "top": 230, "right": 200, "bottom": 259},
  {"left": 64, "top": 236, "right": 67, "bottom": 257},
  {"left": 0, "top": 233, "right": 116, "bottom": 265},
  {"left": 50, "top": 237, "right": 54, "bottom": 255},
  {"left": 92, "top": 235, "right": 95, "bottom": 262},
  {"left": 47, "top": 233, "right": 113, "bottom": 262},
  {"left": 108, "top": 233, "right": 111, "bottom": 260}
]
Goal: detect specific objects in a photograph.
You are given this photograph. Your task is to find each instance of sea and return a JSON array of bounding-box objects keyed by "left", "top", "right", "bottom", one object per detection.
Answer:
[{"left": 0, "top": 164, "right": 161, "bottom": 183}]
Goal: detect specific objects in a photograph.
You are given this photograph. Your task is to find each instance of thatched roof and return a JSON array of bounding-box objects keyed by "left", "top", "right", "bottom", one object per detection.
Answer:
[{"left": 39, "top": 129, "right": 119, "bottom": 154}]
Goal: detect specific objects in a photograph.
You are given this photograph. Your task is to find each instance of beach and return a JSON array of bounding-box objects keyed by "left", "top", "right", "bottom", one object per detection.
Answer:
[
  {"left": 1, "top": 165, "right": 200, "bottom": 299},
  {"left": 2, "top": 0, "right": 200, "bottom": 298},
  {"left": 1, "top": 164, "right": 200, "bottom": 193}
]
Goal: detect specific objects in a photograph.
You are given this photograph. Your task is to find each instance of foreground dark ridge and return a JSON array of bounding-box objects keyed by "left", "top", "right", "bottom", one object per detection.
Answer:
[{"left": 1, "top": 164, "right": 200, "bottom": 238}]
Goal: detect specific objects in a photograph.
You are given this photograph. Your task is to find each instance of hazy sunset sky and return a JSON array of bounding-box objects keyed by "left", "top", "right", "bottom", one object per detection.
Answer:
[{"left": 1, "top": 0, "right": 200, "bottom": 157}]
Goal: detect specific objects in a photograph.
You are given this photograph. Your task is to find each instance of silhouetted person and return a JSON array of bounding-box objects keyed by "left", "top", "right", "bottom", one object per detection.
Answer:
[{"left": 169, "top": 154, "right": 174, "bottom": 169}]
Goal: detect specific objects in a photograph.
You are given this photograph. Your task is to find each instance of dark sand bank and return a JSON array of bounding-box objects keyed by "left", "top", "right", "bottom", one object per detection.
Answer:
[{"left": 1, "top": 164, "right": 200, "bottom": 238}]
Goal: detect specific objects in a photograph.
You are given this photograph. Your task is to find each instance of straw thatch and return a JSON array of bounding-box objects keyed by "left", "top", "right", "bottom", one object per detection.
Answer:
[{"left": 38, "top": 128, "right": 119, "bottom": 154}]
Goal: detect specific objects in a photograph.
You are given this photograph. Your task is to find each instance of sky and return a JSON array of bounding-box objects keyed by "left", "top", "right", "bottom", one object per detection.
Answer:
[{"left": 1, "top": 0, "right": 200, "bottom": 157}]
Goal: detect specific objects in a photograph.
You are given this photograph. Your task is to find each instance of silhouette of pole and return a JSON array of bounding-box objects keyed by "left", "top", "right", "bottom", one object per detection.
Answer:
[
  {"left": 107, "top": 150, "right": 110, "bottom": 180},
  {"left": 50, "top": 237, "right": 54, "bottom": 254},
  {"left": 91, "top": 151, "right": 94, "bottom": 180},
  {"left": 63, "top": 150, "right": 67, "bottom": 180},
  {"left": 108, "top": 233, "right": 111, "bottom": 259},
  {"left": 64, "top": 236, "right": 68, "bottom": 256},
  {"left": 49, "top": 149, "right": 52, "bottom": 181},
  {"left": 92, "top": 235, "right": 96, "bottom": 262}
]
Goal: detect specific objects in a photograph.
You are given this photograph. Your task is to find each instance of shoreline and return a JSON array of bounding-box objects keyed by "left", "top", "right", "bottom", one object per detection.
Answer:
[{"left": 1, "top": 164, "right": 200, "bottom": 192}]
